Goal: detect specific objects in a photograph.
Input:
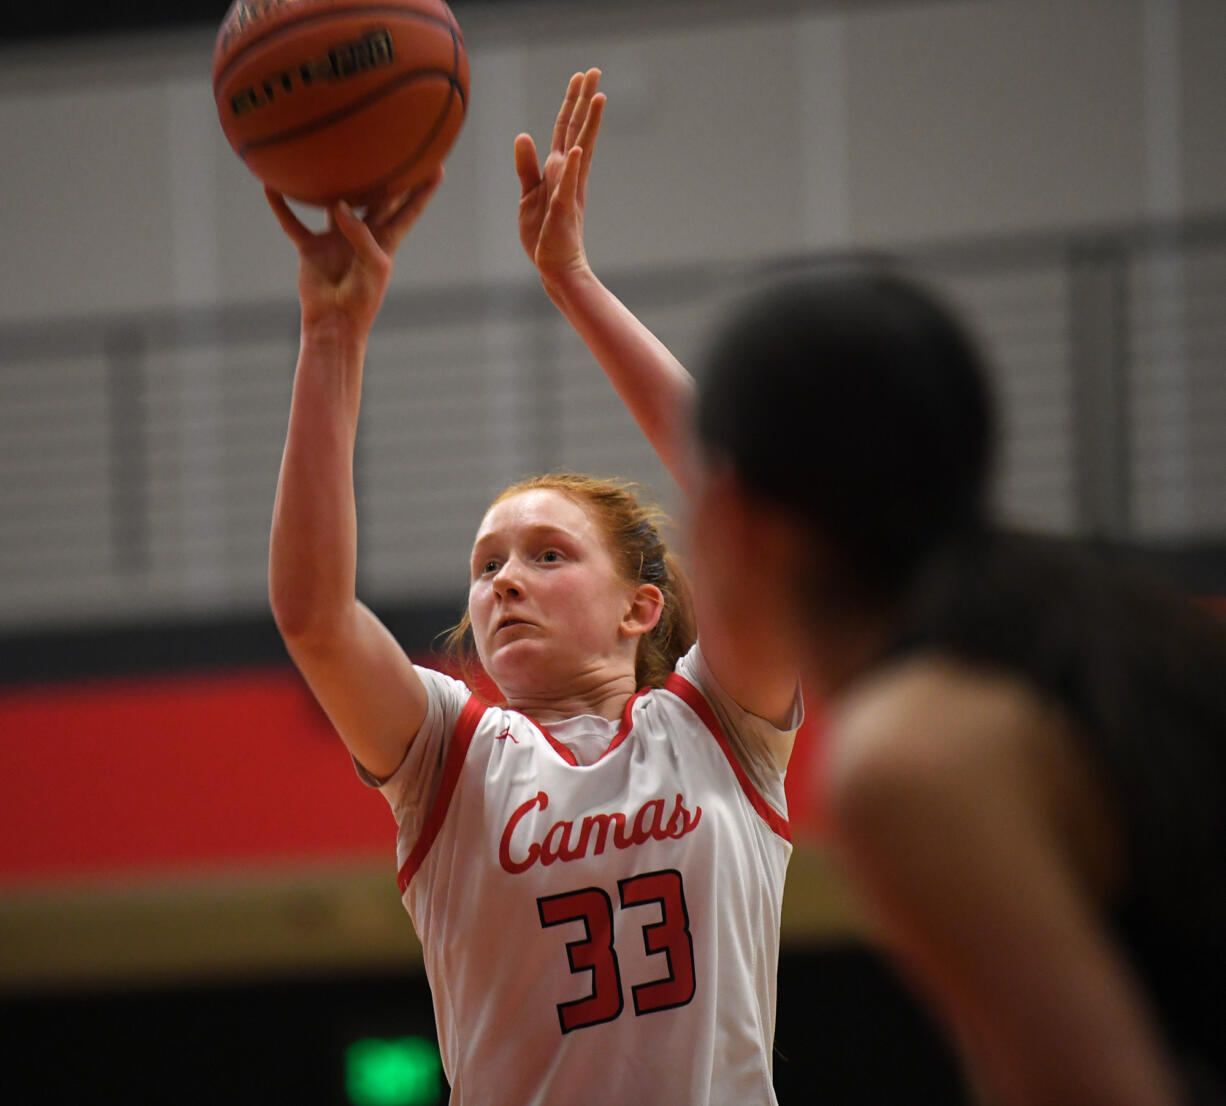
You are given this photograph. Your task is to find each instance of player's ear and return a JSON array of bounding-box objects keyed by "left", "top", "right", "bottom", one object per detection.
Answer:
[{"left": 622, "top": 583, "right": 664, "bottom": 639}]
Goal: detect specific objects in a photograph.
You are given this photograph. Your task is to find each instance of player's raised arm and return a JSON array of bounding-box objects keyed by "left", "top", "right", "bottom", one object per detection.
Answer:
[
  {"left": 266, "top": 175, "right": 443, "bottom": 780},
  {"left": 518, "top": 69, "right": 799, "bottom": 737},
  {"left": 516, "top": 69, "right": 697, "bottom": 498}
]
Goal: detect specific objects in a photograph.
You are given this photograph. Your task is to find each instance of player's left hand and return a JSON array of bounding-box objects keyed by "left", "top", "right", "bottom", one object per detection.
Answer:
[{"left": 515, "top": 67, "right": 605, "bottom": 281}]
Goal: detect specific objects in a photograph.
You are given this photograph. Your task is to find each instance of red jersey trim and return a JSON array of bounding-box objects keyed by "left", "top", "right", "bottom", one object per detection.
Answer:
[
  {"left": 526, "top": 715, "right": 580, "bottom": 766},
  {"left": 397, "top": 694, "right": 488, "bottom": 893},
  {"left": 604, "top": 688, "right": 649, "bottom": 759},
  {"left": 664, "top": 673, "right": 791, "bottom": 843},
  {"left": 530, "top": 688, "right": 648, "bottom": 765}
]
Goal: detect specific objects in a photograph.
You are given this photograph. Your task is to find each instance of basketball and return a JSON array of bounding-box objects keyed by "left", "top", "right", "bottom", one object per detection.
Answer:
[{"left": 213, "top": 0, "right": 469, "bottom": 207}]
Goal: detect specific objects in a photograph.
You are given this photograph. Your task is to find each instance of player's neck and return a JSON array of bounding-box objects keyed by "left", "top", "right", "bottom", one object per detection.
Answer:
[{"left": 503, "top": 668, "right": 640, "bottom": 725}]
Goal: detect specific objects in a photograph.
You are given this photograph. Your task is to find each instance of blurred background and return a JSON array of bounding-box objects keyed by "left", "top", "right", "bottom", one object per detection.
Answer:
[{"left": 1, "top": 0, "right": 1223, "bottom": 1101}]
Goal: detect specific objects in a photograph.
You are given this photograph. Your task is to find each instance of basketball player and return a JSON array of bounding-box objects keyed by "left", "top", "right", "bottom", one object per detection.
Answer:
[
  {"left": 688, "top": 265, "right": 1226, "bottom": 1106},
  {"left": 264, "top": 69, "right": 799, "bottom": 1104}
]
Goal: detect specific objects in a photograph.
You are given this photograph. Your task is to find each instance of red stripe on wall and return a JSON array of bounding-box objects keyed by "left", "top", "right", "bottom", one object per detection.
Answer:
[
  {"left": 0, "top": 666, "right": 398, "bottom": 885},
  {"left": 38, "top": 605, "right": 1226, "bottom": 882}
]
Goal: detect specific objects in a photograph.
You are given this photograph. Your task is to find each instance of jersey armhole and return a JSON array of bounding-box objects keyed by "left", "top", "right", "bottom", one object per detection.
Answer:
[
  {"left": 664, "top": 673, "right": 792, "bottom": 842},
  {"left": 397, "top": 694, "right": 488, "bottom": 892}
]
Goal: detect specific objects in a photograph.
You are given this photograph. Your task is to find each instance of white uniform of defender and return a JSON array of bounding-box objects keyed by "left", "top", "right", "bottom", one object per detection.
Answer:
[{"left": 363, "top": 644, "right": 798, "bottom": 1105}]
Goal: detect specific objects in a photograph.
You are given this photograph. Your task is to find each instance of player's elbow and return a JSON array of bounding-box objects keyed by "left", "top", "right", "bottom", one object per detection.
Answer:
[
  {"left": 269, "top": 575, "right": 309, "bottom": 639},
  {"left": 269, "top": 576, "right": 346, "bottom": 648}
]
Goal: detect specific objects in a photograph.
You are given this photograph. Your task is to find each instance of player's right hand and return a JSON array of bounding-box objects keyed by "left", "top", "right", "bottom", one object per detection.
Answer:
[{"left": 266, "top": 167, "right": 444, "bottom": 336}]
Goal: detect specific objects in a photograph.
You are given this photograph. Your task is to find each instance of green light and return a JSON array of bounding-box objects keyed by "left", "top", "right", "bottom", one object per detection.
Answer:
[{"left": 344, "top": 1035, "right": 443, "bottom": 1106}]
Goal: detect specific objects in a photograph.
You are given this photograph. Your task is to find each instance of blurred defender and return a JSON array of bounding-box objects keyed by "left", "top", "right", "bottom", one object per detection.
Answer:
[{"left": 689, "top": 265, "right": 1226, "bottom": 1106}]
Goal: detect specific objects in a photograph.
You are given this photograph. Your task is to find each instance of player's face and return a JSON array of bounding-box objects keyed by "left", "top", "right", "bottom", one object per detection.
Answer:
[{"left": 468, "top": 489, "right": 640, "bottom": 697}]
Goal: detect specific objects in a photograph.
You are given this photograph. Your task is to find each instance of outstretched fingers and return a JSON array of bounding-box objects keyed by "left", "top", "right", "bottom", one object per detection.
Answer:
[
  {"left": 375, "top": 166, "right": 445, "bottom": 254},
  {"left": 550, "top": 71, "right": 585, "bottom": 158},
  {"left": 330, "top": 199, "right": 382, "bottom": 265},
  {"left": 554, "top": 146, "right": 584, "bottom": 217},
  {"left": 364, "top": 190, "right": 403, "bottom": 226},
  {"left": 514, "top": 132, "right": 543, "bottom": 196},
  {"left": 265, "top": 188, "right": 317, "bottom": 249},
  {"left": 564, "top": 68, "right": 602, "bottom": 154},
  {"left": 573, "top": 92, "right": 605, "bottom": 206}
]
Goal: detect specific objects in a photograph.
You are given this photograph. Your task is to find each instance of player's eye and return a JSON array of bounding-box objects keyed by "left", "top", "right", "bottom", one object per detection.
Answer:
[
  {"left": 480, "top": 559, "right": 500, "bottom": 575},
  {"left": 539, "top": 549, "right": 564, "bottom": 564}
]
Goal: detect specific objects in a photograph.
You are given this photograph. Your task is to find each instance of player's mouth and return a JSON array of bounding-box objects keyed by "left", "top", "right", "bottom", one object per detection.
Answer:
[{"left": 496, "top": 617, "right": 533, "bottom": 633}]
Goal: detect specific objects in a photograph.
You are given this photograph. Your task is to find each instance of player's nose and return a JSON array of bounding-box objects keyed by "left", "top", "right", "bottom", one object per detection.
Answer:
[{"left": 492, "top": 557, "right": 524, "bottom": 598}]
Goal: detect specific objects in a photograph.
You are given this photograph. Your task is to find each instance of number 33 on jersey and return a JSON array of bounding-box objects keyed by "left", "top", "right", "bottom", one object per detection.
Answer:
[{"left": 381, "top": 652, "right": 794, "bottom": 1106}]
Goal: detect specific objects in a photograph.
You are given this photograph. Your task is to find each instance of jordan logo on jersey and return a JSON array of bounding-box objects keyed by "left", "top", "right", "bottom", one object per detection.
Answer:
[{"left": 499, "top": 789, "right": 702, "bottom": 874}]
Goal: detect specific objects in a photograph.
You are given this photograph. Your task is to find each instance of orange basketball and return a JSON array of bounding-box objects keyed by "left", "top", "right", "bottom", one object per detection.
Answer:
[{"left": 213, "top": 0, "right": 469, "bottom": 207}]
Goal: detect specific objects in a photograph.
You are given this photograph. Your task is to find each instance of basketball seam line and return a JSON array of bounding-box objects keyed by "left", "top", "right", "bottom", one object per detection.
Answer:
[
  {"left": 356, "top": 81, "right": 458, "bottom": 199},
  {"left": 213, "top": 6, "right": 460, "bottom": 96},
  {"left": 238, "top": 68, "right": 465, "bottom": 155}
]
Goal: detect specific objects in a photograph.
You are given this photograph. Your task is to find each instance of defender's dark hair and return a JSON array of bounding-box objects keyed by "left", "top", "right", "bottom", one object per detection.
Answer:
[{"left": 695, "top": 263, "right": 996, "bottom": 608}]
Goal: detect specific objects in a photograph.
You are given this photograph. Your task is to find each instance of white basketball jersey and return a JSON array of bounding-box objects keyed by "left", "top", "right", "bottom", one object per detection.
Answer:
[{"left": 377, "top": 647, "right": 793, "bottom": 1105}]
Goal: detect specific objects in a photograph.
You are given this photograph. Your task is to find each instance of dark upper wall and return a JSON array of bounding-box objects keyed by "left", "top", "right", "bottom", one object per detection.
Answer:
[{"left": 6, "top": 0, "right": 516, "bottom": 46}]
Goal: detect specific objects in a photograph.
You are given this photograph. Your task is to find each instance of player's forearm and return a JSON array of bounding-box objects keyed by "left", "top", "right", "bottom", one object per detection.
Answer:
[
  {"left": 542, "top": 265, "right": 697, "bottom": 496},
  {"left": 269, "top": 327, "right": 366, "bottom": 639}
]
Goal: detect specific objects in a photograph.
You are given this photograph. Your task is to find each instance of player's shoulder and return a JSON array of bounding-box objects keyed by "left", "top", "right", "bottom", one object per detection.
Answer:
[
  {"left": 669, "top": 641, "right": 702, "bottom": 683},
  {"left": 413, "top": 661, "right": 476, "bottom": 702},
  {"left": 410, "top": 661, "right": 492, "bottom": 740},
  {"left": 827, "top": 654, "right": 1062, "bottom": 816},
  {"left": 827, "top": 652, "right": 1124, "bottom": 902},
  {"left": 636, "top": 645, "right": 708, "bottom": 727},
  {"left": 655, "top": 643, "right": 715, "bottom": 715}
]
